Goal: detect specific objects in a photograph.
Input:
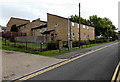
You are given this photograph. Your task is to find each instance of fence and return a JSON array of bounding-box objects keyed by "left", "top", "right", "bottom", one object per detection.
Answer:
[
  {"left": 2, "top": 37, "right": 116, "bottom": 52},
  {"left": 2, "top": 38, "right": 47, "bottom": 52},
  {"left": 2, "top": 32, "right": 26, "bottom": 42}
]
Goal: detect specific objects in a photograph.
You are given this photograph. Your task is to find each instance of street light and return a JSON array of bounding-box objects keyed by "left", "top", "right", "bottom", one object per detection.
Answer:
[{"left": 68, "top": 16, "right": 70, "bottom": 51}]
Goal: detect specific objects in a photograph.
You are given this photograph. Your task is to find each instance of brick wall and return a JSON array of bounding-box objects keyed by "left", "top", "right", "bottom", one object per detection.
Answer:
[
  {"left": 6, "top": 17, "right": 30, "bottom": 31},
  {"left": 47, "top": 13, "right": 95, "bottom": 41},
  {"left": 47, "top": 13, "right": 68, "bottom": 41},
  {"left": 19, "top": 18, "right": 47, "bottom": 36}
]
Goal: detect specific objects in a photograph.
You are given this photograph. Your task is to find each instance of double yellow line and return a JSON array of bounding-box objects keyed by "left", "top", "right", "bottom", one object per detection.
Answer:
[
  {"left": 15, "top": 42, "right": 118, "bottom": 81},
  {"left": 111, "top": 62, "right": 120, "bottom": 82}
]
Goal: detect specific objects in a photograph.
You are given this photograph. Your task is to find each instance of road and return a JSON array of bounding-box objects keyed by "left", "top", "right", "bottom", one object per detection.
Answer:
[{"left": 22, "top": 42, "right": 119, "bottom": 80}]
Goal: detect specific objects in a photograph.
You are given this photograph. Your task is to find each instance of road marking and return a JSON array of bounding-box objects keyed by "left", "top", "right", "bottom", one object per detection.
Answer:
[
  {"left": 116, "top": 71, "right": 120, "bottom": 81},
  {"left": 111, "top": 62, "right": 120, "bottom": 82},
  {"left": 15, "top": 42, "right": 118, "bottom": 81}
]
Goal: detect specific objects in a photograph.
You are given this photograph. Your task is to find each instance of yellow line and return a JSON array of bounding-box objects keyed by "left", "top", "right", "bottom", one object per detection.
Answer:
[
  {"left": 111, "top": 62, "right": 120, "bottom": 82},
  {"left": 16, "top": 42, "right": 118, "bottom": 81},
  {"left": 116, "top": 71, "right": 120, "bottom": 81}
]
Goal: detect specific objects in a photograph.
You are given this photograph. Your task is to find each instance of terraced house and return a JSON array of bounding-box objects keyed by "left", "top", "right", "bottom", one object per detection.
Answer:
[
  {"left": 47, "top": 13, "right": 95, "bottom": 41},
  {"left": 6, "top": 17, "right": 47, "bottom": 36},
  {"left": 6, "top": 13, "right": 95, "bottom": 43}
]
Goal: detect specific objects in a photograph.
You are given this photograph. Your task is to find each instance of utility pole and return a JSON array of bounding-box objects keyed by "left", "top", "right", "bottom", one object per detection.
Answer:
[
  {"left": 79, "top": 3, "right": 81, "bottom": 48},
  {"left": 107, "top": 26, "right": 109, "bottom": 42}
]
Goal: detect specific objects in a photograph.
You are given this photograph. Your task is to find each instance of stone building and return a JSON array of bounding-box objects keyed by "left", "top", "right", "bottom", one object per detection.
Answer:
[
  {"left": 47, "top": 13, "right": 95, "bottom": 41},
  {"left": 6, "top": 17, "right": 47, "bottom": 36},
  {"left": 6, "top": 17, "right": 30, "bottom": 32},
  {"left": 6, "top": 13, "right": 95, "bottom": 43}
]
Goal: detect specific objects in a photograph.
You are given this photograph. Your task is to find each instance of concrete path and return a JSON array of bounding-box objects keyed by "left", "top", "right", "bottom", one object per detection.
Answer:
[{"left": 1, "top": 50, "right": 66, "bottom": 80}]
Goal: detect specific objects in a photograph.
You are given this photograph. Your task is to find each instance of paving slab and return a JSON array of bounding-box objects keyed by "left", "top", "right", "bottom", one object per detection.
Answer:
[{"left": 1, "top": 50, "right": 66, "bottom": 80}]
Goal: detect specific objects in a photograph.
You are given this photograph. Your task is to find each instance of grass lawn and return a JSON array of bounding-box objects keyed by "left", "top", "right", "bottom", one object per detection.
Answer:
[
  {"left": 1, "top": 45, "right": 70, "bottom": 56},
  {"left": 1, "top": 39, "right": 118, "bottom": 56},
  {"left": 1, "top": 39, "right": 46, "bottom": 49}
]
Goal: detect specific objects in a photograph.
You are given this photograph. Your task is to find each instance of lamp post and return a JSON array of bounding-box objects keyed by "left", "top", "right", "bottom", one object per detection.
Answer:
[{"left": 68, "top": 16, "right": 70, "bottom": 51}]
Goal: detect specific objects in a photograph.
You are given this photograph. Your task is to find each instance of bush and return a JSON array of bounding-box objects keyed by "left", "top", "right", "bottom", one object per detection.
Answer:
[
  {"left": 72, "top": 40, "right": 90, "bottom": 47},
  {"left": 63, "top": 41, "right": 68, "bottom": 48},
  {"left": 72, "top": 41, "right": 79, "bottom": 47},
  {"left": 46, "top": 40, "right": 59, "bottom": 50},
  {"left": 95, "top": 38, "right": 107, "bottom": 43}
]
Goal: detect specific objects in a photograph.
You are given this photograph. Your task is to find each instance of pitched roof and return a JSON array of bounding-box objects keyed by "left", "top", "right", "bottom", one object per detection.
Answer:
[
  {"left": 7, "top": 17, "right": 30, "bottom": 26},
  {"left": 47, "top": 13, "right": 95, "bottom": 28},
  {"left": 10, "top": 17, "right": 30, "bottom": 22},
  {"left": 41, "top": 29, "right": 55, "bottom": 34},
  {"left": 31, "top": 24, "right": 47, "bottom": 30},
  {"left": 47, "top": 13, "right": 68, "bottom": 20}
]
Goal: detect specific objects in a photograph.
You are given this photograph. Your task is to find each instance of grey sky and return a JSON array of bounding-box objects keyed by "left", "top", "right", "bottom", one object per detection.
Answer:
[{"left": 0, "top": 0, "right": 119, "bottom": 30}]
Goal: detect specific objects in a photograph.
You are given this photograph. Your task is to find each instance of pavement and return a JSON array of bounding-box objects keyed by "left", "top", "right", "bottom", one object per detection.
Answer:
[
  {"left": 27, "top": 42, "right": 119, "bottom": 80},
  {"left": 1, "top": 50, "right": 66, "bottom": 80}
]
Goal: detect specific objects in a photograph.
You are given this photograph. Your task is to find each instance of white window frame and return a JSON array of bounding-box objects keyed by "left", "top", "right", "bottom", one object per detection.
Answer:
[
  {"left": 72, "top": 22, "right": 75, "bottom": 26},
  {"left": 87, "top": 26, "right": 89, "bottom": 29},
  {"left": 83, "top": 25, "right": 86, "bottom": 29},
  {"left": 54, "top": 24, "right": 59, "bottom": 27},
  {"left": 78, "top": 24, "right": 79, "bottom": 28}
]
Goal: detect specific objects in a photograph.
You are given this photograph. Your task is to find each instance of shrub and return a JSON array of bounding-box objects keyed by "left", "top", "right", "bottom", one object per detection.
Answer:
[
  {"left": 46, "top": 40, "right": 59, "bottom": 50},
  {"left": 72, "top": 40, "right": 90, "bottom": 47},
  {"left": 63, "top": 41, "right": 68, "bottom": 48},
  {"left": 72, "top": 41, "right": 79, "bottom": 47}
]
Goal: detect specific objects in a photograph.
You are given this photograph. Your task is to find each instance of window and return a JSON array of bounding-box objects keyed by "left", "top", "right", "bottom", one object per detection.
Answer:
[
  {"left": 44, "top": 28, "right": 47, "bottom": 31},
  {"left": 51, "top": 34, "right": 54, "bottom": 40},
  {"left": 39, "top": 29, "right": 42, "bottom": 32},
  {"left": 72, "top": 32, "right": 75, "bottom": 37},
  {"left": 87, "top": 26, "right": 89, "bottom": 29},
  {"left": 78, "top": 24, "right": 79, "bottom": 28},
  {"left": 88, "top": 35, "right": 90, "bottom": 38},
  {"left": 55, "top": 34, "right": 57, "bottom": 38},
  {"left": 83, "top": 25, "right": 86, "bottom": 28},
  {"left": 54, "top": 24, "right": 59, "bottom": 27},
  {"left": 72, "top": 22, "right": 75, "bottom": 26},
  {"left": 84, "top": 33, "right": 86, "bottom": 38},
  {"left": 78, "top": 33, "right": 80, "bottom": 37}
]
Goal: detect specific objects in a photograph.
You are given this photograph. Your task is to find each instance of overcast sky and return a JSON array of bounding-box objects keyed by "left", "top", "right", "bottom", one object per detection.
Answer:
[{"left": 0, "top": 0, "right": 119, "bottom": 30}]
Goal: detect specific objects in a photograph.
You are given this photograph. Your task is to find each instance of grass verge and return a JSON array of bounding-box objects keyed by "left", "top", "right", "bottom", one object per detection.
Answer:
[
  {"left": 73, "top": 40, "right": 118, "bottom": 49},
  {"left": 1, "top": 45, "right": 70, "bottom": 56}
]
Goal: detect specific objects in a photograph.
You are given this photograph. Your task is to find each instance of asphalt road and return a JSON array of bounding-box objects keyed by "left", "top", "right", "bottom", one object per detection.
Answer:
[{"left": 27, "top": 42, "right": 119, "bottom": 80}]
